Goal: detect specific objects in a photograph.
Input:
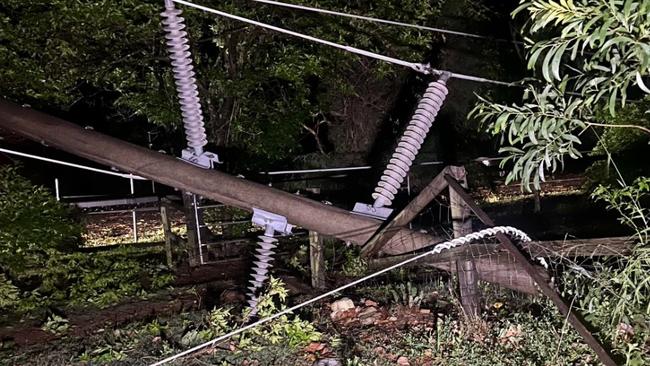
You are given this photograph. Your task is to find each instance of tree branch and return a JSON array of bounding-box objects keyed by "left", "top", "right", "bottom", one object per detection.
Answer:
[{"left": 585, "top": 122, "right": 650, "bottom": 135}]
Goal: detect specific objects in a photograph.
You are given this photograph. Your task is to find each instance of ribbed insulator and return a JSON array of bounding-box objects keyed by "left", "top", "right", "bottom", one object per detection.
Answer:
[
  {"left": 161, "top": 2, "right": 207, "bottom": 156},
  {"left": 246, "top": 226, "right": 278, "bottom": 310},
  {"left": 372, "top": 78, "right": 449, "bottom": 208}
]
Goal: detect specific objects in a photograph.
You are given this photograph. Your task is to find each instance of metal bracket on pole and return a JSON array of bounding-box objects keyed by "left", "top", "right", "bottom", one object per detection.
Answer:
[
  {"left": 351, "top": 202, "right": 393, "bottom": 220},
  {"left": 251, "top": 208, "right": 293, "bottom": 235},
  {"left": 181, "top": 148, "right": 222, "bottom": 169}
]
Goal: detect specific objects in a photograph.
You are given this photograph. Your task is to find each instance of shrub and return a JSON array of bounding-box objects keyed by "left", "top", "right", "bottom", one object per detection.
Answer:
[
  {"left": 0, "top": 166, "right": 174, "bottom": 314},
  {"left": 0, "top": 165, "right": 81, "bottom": 274}
]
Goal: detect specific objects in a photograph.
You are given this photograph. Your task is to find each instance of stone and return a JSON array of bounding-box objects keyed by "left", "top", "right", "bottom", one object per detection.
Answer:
[
  {"left": 397, "top": 356, "right": 410, "bottom": 365},
  {"left": 358, "top": 306, "right": 381, "bottom": 325},
  {"left": 330, "top": 298, "right": 356, "bottom": 321},
  {"left": 314, "top": 358, "right": 341, "bottom": 366},
  {"left": 358, "top": 306, "right": 377, "bottom": 318},
  {"left": 330, "top": 298, "right": 354, "bottom": 313},
  {"left": 364, "top": 299, "right": 378, "bottom": 307}
]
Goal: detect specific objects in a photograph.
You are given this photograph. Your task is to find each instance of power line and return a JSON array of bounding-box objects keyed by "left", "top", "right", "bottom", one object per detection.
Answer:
[
  {"left": 249, "top": 0, "right": 524, "bottom": 45},
  {"left": 173, "top": 0, "right": 425, "bottom": 72},
  {"left": 149, "top": 226, "right": 530, "bottom": 365},
  {"left": 172, "top": 0, "right": 516, "bottom": 87},
  {"left": 260, "top": 156, "right": 505, "bottom": 175},
  {"left": 0, "top": 147, "right": 146, "bottom": 180}
]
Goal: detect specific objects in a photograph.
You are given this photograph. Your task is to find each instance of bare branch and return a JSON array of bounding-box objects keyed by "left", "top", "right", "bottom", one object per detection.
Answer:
[{"left": 585, "top": 122, "right": 650, "bottom": 135}]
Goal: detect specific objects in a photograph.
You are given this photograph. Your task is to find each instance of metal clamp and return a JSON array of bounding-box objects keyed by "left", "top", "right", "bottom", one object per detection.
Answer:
[
  {"left": 252, "top": 208, "right": 293, "bottom": 235},
  {"left": 351, "top": 202, "right": 393, "bottom": 220},
  {"left": 181, "top": 148, "right": 222, "bottom": 169}
]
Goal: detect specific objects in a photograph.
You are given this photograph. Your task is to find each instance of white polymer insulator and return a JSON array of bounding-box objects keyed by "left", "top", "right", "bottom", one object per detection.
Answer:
[
  {"left": 246, "top": 225, "right": 278, "bottom": 309},
  {"left": 161, "top": 1, "right": 208, "bottom": 156},
  {"left": 373, "top": 77, "right": 449, "bottom": 208}
]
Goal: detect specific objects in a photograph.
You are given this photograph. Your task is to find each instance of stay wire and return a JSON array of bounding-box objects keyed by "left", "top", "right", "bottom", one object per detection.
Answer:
[
  {"left": 172, "top": 0, "right": 517, "bottom": 87},
  {"left": 249, "top": 0, "right": 524, "bottom": 45},
  {"left": 150, "top": 226, "right": 530, "bottom": 365}
]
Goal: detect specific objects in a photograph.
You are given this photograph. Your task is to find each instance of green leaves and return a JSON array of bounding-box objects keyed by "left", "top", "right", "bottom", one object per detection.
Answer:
[
  {"left": 0, "top": 274, "right": 20, "bottom": 310},
  {"left": 0, "top": 166, "right": 81, "bottom": 274},
  {"left": 471, "top": 86, "right": 588, "bottom": 191},
  {"left": 474, "top": 0, "right": 650, "bottom": 191},
  {"left": 0, "top": 166, "right": 173, "bottom": 314},
  {"left": 520, "top": 0, "right": 650, "bottom": 115}
]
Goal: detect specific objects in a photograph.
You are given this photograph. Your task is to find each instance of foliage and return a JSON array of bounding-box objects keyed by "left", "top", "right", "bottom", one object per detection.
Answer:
[
  {"left": 591, "top": 180, "right": 649, "bottom": 361},
  {"left": 7, "top": 248, "right": 175, "bottom": 315},
  {"left": 330, "top": 296, "right": 595, "bottom": 365},
  {"left": 471, "top": 0, "right": 650, "bottom": 190},
  {"left": 240, "top": 277, "right": 321, "bottom": 349},
  {"left": 390, "top": 281, "right": 425, "bottom": 308},
  {"left": 0, "top": 166, "right": 174, "bottom": 315},
  {"left": 0, "top": 165, "right": 81, "bottom": 274},
  {"left": 592, "top": 100, "right": 650, "bottom": 156},
  {"left": 427, "top": 310, "right": 594, "bottom": 365},
  {"left": 593, "top": 176, "right": 649, "bottom": 244},
  {"left": 288, "top": 243, "right": 310, "bottom": 275},
  {"left": 0, "top": 274, "right": 20, "bottom": 311},
  {"left": 470, "top": 4, "right": 650, "bottom": 358},
  {"left": 473, "top": 85, "right": 586, "bottom": 188},
  {"left": 5, "top": 277, "right": 607, "bottom": 365},
  {"left": 171, "top": 277, "right": 321, "bottom": 355},
  {"left": 341, "top": 247, "right": 368, "bottom": 277},
  {"left": 520, "top": 0, "right": 650, "bottom": 106},
  {"left": 551, "top": 177, "right": 650, "bottom": 364},
  {"left": 0, "top": 0, "right": 443, "bottom": 161},
  {"left": 41, "top": 314, "right": 70, "bottom": 335},
  {"left": 203, "top": 205, "right": 251, "bottom": 238}
]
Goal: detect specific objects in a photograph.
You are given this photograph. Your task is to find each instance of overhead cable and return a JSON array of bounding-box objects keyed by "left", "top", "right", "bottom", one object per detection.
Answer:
[
  {"left": 172, "top": 0, "right": 516, "bottom": 87},
  {"left": 0, "top": 147, "right": 146, "bottom": 180},
  {"left": 173, "top": 0, "right": 426, "bottom": 72},
  {"left": 150, "top": 226, "right": 531, "bottom": 365},
  {"left": 249, "top": 0, "right": 524, "bottom": 45}
]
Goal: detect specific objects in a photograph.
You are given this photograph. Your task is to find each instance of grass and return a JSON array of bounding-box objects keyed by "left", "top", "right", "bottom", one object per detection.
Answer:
[{"left": 81, "top": 210, "right": 186, "bottom": 247}]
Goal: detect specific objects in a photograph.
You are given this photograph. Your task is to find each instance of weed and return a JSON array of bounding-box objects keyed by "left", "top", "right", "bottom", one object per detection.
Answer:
[
  {"left": 390, "top": 282, "right": 424, "bottom": 308},
  {"left": 341, "top": 248, "right": 368, "bottom": 277},
  {"left": 41, "top": 314, "right": 69, "bottom": 335}
]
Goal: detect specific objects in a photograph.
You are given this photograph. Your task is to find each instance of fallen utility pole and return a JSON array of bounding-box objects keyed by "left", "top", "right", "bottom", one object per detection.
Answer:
[
  {"left": 0, "top": 100, "right": 537, "bottom": 292},
  {"left": 0, "top": 100, "right": 432, "bottom": 255},
  {"left": 444, "top": 175, "right": 618, "bottom": 366}
]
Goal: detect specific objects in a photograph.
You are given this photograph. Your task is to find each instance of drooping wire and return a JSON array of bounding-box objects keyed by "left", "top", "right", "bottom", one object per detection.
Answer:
[
  {"left": 249, "top": 0, "right": 524, "bottom": 45},
  {"left": 149, "top": 226, "right": 531, "bottom": 366},
  {"left": 171, "top": 0, "right": 516, "bottom": 87}
]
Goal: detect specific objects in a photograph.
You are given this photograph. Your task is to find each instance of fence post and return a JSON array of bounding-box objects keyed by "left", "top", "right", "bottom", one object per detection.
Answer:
[
  {"left": 533, "top": 188, "right": 541, "bottom": 213},
  {"left": 130, "top": 177, "right": 138, "bottom": 243},
  {"left": 54, "top": 178, "right": 60, "bottom": 201},
  {"left": 160, "top": 200, "right": 174, "bottom": 268},
  {"left": 309, "top": 231, "right": 326, "bottom": 289},
  {"left": 449, "top": 166, "right": 479, "bottom": 319},
  {"left": 182, "top": 192, "right": 201, "bottom": 267}
]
